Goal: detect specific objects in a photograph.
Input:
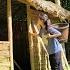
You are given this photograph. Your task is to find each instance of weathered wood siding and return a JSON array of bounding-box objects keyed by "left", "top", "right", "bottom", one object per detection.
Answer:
[{"left": 0, "top": 41, "right": 11, "bottom": 70}]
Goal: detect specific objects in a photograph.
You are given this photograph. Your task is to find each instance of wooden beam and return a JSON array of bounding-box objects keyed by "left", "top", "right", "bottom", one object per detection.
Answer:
[
  {"left": 7, "top": 0, "right": 14, "bottom": 70},
  {"left": 17, "top": 0, "right": 29, "bottom": 4}
]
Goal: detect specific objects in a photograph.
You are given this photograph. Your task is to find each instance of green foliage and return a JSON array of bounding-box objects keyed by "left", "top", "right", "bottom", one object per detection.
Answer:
[
  {"left": 46, "top": 0, "right": 70, "bottom": 10},
  {"left": 61, "top": 0, "right": 70, "bottom": 10}
]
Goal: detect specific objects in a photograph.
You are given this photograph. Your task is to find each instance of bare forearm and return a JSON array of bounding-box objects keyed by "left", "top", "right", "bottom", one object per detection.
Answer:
[{"left": 47, "top": 33, "right": 61, "bottom": 38}]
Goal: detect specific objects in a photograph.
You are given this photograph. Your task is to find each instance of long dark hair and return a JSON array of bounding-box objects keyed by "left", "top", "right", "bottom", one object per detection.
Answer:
[{"left": 44, "top": 21, "right": 48, "bottom": 30}]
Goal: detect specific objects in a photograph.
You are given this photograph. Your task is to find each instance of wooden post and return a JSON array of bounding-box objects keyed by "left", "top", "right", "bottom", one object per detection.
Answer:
[
  {"left": 7, "top": 0, "right": 14, "bottom": 70},
  {"left": 27, "top": 5, "right": 35, "bottom": 70}
]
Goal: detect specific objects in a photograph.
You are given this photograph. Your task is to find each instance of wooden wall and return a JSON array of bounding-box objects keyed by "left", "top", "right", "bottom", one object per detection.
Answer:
[{"left": 0, "top": 41, "right": 10, "bottom": 70}]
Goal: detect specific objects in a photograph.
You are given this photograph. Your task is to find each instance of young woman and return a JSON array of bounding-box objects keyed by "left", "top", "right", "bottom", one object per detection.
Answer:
[
  {"left": 39, "top": 13, "right": 63, "bottom": 70},
  {"left": 28, "top": 11, "right": 51, "bottom": 70}
]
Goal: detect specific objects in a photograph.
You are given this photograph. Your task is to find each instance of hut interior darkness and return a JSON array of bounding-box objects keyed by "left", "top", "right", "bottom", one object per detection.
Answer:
[
  {"left": 12, "top": 1, "right": 31, "bottom": 70},
  {"left": 0, "top": 0, "right": 8, "bottom": 41}
]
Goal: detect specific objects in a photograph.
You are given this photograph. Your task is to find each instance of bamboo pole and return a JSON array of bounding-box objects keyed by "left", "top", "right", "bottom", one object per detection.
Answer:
[
  {"left": 61, "top": 48, "right": 70, "bottom": 70},
  {"left": 7, "top": 0, "right": 14, "bottom": 70},
  {"left": 27, "top": 5, "right": 35, "bottom": 70},
  {"left": 37, "top": 38, "right": 41, "bottom": 70}
]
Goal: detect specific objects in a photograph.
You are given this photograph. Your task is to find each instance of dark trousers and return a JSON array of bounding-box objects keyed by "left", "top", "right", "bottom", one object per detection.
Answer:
[{"left": 49, "top": 51, "right": 63, "bottom": 70}]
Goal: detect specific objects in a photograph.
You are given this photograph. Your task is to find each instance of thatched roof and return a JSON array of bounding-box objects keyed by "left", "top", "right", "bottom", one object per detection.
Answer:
[{"left": 17, "top": 0, "right": 70, "bottom": 21}]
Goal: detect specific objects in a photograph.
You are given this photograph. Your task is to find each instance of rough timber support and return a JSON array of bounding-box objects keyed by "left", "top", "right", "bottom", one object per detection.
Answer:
[
  {"left": 27, "top": 5, "right": 35, "bottom": 70},
  {"left": 7, "top": 0, "right": 14, "bottom": 70}
]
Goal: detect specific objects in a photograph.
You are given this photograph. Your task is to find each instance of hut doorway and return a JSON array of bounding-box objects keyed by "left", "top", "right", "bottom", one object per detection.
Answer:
[
  {"left": 12, "top": 1, "right": 31, "bottom": 70},
  {"left": 13, "top": 20, "right": 31, "bottom": 70}
]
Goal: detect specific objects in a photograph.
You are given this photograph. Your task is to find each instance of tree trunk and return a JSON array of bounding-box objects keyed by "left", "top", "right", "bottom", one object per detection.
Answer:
[{"left": 18, "top": 0, "right": 70, "bottom": 20}]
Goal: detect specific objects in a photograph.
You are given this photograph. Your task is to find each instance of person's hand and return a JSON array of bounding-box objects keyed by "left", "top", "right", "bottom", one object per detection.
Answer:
[
  {"left": 30, "top": 32, "right": 38, "bottom": 37},
  {"left": 46, "top": 33, "right": 51, "bottom": 39},
  {"left": 33, "top": 33, "right": 38, "bottom": 36}
]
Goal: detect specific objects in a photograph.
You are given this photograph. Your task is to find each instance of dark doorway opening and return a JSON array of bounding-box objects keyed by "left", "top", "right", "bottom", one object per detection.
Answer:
[
  {"left": 0, "top": 0, "right": 8, "bottom": 41},
  {"left": 12, "top": 1, "right": 31, "bottom": 70}
]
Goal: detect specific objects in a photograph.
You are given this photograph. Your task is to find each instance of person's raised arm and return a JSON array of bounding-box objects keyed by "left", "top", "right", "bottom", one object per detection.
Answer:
[{"left": 47, "top": 27, "right": 61, "bottom": 38}]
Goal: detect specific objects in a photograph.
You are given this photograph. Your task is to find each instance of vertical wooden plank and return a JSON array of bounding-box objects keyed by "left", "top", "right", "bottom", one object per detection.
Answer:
[
  {"left": 7, "top": 0, "right": 14, "bottom": 70},
  {"left": 27, "top": 5, "right": 35, "bottom": 70}
]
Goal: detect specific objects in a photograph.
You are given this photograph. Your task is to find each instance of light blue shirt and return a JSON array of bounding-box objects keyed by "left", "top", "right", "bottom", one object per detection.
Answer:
[
  {"left": 40, "top": 27, "right": 62, "bottom": 54},
  {"left": 47, "top": 27, "right": 62, "bottom": 54}
]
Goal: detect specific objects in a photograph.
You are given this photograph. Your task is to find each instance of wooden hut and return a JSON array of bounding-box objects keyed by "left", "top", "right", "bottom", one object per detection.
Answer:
[
  {"left": 0, "top": 0, "right": 70, "bottom": 70},
  {"left": 0, "top": 0, "right": 14, "bottom": 70}
]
